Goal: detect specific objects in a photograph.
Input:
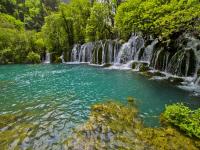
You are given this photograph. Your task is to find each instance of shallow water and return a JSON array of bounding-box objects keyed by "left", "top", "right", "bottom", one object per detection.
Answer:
[{"left": 0, "top": 64, "right": 199, "bottom": 149}]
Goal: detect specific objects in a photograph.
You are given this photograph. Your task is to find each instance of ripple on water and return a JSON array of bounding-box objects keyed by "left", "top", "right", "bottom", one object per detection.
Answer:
[{"left": 0, "top": 64, "right": 200, "bottom": 149}]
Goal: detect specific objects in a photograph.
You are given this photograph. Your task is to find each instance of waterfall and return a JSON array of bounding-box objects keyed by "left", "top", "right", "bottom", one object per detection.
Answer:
[
  {"left": 195, "top": 77, "right": 200, "bottom": 85},
  {"left": 68, "top": 33, "right": 199, "bottom": 78},
  {"left": 65, "top": 33, "right": 200, "bottom": 93},
  {"left": 70, "top": 40, "right": 122, "bottom": 65},
  {"left": 115, "top": 35, "right": 144, "bottom": 64},
  {"left": 60, "top": 53, "right": 65, "bottom": 63},
  {"left": 187, "top": 35, "right": 200, "bottom": 79},
  {"left": 164, "top": 52, "right": 170, "bottom": 72},
  {"left": 141, "top": 39, "right": 158, "bottom": 62},
  {"left": 69, "top": 35, "right": 145, "bottom": 66},
  {"left": 167, "top": 50, "right": 186, "bottom": 76},
  {"left": 101, "top": 41, "right": 106, "bottom": 64},
  {"left": 151, "top": 49, "right": 163, "bottom": 69},
  {"left": 44, "top": 52, "right": 51, "bottom": 64},
  {"left": 71, "top": 44, "right": 81, "bottom": 62}
]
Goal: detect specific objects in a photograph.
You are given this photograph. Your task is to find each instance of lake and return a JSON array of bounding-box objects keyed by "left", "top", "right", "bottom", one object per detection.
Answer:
[{"left": 0, "top": 64, "right": 199, "bottom": 149}]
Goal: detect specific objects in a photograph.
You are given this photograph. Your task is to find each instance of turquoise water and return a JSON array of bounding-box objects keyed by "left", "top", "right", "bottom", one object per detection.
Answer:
[{"left": 0, "top": 64, "right": 200, "bottom": 149}]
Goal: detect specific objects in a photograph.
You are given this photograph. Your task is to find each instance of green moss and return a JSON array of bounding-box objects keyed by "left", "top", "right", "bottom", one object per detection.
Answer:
[
  {"left": 139, "top": 63, "right": 149, "bottom": 72},
  {"left": 0, "top": 122, "right": 37, "bottom": 149},
  {"left": 64, "top": 101, "right": 200, "bottom": 149},
  {"left": 131, "top": 62, "right": 137, "bottom": 69},
  {"left": 140, "top": 71, "right": 166, "bottom": 78},
  {"left": 0, "top": 114, "right": 18, "bottom": 128},
  {"left": 54, "top": 56, "right": 62, "bottom": 63},
  {"left": 139, "top": 127, "right": 200, "bottom": 150}
]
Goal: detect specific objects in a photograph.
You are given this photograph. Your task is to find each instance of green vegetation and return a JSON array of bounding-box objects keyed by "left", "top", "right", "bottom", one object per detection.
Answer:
[
  {"left": 64, "top": 101, "right": 200, "bottom": 149},
  {"left": 161, "top": 103, "right": 200, "bottom": 139},
  {"left": 0, "top": 113, "right": 38, "bottom": 149},
  {"left": 0, "top": 0, "right": 60, "bottom": 64},
  {"left": 26, "top": 51, "right": 41, "bottom": 63},
  {"left": 0, "top": 0, "right": 199, "bottom": 64},
  {"left": 0, "top": 17, "right": 43, "bottom": 64},
  {"left": 86, "top": 3, "right": 113, "bottom": 42},
  {"left": 115, "top": 0, "right": 200, "bottom": 40}
]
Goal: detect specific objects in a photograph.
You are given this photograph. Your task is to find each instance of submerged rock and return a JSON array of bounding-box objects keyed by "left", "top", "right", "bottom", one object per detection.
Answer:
[
  {"left": 131, "top": 62, "right": 149, "bottom": 72},
  {"left": 0, "top": 122, "right": 37, "bottom": 149},
  {"left": 0, "top": 114, "right": 18, "bottom": 129},
  {"left": 102, "top": 64, "right": 112, "bottom": 67},
  {"left": 140, "top": 71, "right": 166, "bottom": 78},
  {"left": 63, "top": 101, "right": 200, "bottom": 150},
  {"left": 166, "top": 77, "right": 185, "bottom": 85}
]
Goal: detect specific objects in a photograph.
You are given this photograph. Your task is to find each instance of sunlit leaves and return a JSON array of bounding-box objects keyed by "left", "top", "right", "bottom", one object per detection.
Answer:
[
  {"left": 115, "top": 0, "right": 200, "bottom": 39},
  {"left": 162, "top": 103, "right": 200, "bottom": 139}
]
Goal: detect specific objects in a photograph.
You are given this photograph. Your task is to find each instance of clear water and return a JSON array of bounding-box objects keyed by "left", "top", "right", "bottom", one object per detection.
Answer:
[{"left": 0, "top": 64, "right": 200, "bottom": 149}]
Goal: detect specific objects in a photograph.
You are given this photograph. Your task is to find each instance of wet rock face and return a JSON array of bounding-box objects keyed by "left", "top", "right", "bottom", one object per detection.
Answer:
[
  {"left": 67, "top": 33, "right": 199, "bottom": 78},
  {"left": 64, "top": 101, "right": 200, "bottom": 150},
  {"left": 149, "top": 33, "right": 200, "bottom": 77}
]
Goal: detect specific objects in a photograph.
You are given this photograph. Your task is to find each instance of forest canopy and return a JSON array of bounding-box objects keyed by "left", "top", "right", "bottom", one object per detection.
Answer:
[{"left": 0, "top": 0, "right": 200, "bottom": 64}]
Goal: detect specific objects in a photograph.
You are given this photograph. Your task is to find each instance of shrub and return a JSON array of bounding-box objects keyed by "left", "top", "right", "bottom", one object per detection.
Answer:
[
  {"left": 0, "top": 48, "right": 14, "bottom": 64},
  {"left": 26, "top": 51, "right": 41, "bottom": 64},
  {"left": 161, "top": 103, "right": 200, "bottom": 139}
]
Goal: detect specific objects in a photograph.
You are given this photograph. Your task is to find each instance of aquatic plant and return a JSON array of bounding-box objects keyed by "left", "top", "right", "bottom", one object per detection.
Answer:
[
  {"left": 0, "top": 113, "right": 38, "bottom": 149},
  {"left": 64, "top": 101, "right": 200, "bottom": 149}
]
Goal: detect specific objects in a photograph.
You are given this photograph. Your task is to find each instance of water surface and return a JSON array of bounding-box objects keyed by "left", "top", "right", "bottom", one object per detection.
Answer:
[{"left": 0, "top": 64, "right": 199, "bottom": 149}]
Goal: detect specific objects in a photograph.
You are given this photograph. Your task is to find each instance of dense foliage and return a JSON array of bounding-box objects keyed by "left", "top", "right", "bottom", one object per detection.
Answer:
[
  {"left": 161, "top": 103, "right": 200, "bottom": 139},
  {"left": 0, "top": 13, "right": 44, "bottom": 64},
  {"left": 0, "top": 0, "right": 60, "bottom": 30},
  {"left": 86, "top": 3, "right": 113, "bottom": 41},
  {"left": 0, "top": 0, "right": 200, "bottom": 64},
  {"left": 115, "top": 0, "right": 200, "bottom": 40}
]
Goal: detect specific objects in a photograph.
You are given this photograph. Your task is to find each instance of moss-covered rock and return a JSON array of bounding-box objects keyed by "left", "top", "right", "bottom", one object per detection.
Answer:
[
  {"left": 139, "top": 127, "right": 199, "bottom": 150},
  {"left": 0, "top": 114, "right": 19, "bottom": 129},
  {"left": 131, "top": 62, "right": 149, "bottom": 72},
  {"left": 54, "top": 56, "right": 62, "bottom": 63},
  {"left": 0, "top": 123, "right": 37, "bottom": 149},
  {"left": 64, "top": 101, "right": 200, "bottom": 150},
  {"left": 139, "top": 63, "right": 149, "bottom": 72},
  {"left": 131, "top": 62, "right": 137, "bottom": 69},
  {"left": 166, "top": 77, "right": 184, "bottom": 85},
  {"left": 140, "top": 71, "right": 166, "bottom": 78},
  {"left": 103, "top": 64, "right": 112, "bottom": 67}
]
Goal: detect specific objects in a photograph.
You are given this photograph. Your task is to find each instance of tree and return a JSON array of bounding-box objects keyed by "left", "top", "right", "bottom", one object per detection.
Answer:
[
  {"left": 42, "top": 13, "right": 70, "bottom": 53},
  {"left": 86, "top": 2, "right": 113, "bottom": 42},
  {"left": 60, "top": 0, "right": 91, "bottom": 44},
  {"left": 115, "top": 0, "right": 200, "bottom": 40}
]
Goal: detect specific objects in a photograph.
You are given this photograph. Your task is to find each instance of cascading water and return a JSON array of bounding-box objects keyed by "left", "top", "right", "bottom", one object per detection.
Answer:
[
  {"left": 166, "top": 34, "right": 200, "bottom": 77},
  {"left": 71, "top": 44, "right": 81, "bottom": 62},
  {"left": 44, "top": 52, "right": 51, "bottom": 64},
  {"left": 141, "top": 39, "right": 158, "bottom": 62},
  {"left": 70, "top": 40, "right": 121, "bottom": 65},
  {"left": 68, "top": 34, "right": 200, "bottom": 78},
  {"left": 65, "top": 33, "right": 200, "bottom": 94},
  {"left": 115, "top": 35, "right": 144, "bottom": 64},
  {"left": 60, "top": 53, "right": 65, "bottom": 63}
]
